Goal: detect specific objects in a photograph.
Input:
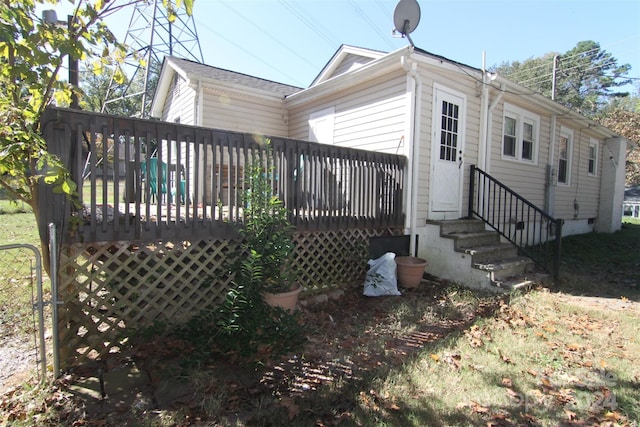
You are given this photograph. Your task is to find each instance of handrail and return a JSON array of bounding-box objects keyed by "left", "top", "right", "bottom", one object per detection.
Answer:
[{"left": 468, "top": 164, "right": 562, "bottom": 279}]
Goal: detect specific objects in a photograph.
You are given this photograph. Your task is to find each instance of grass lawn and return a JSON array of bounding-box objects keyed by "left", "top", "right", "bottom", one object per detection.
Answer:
[
  {"left": 1, "top": 215, "right": 639, "bottom": 426},
  {"left": 0, "top": 206, "right": 48, "bottom": 339}
]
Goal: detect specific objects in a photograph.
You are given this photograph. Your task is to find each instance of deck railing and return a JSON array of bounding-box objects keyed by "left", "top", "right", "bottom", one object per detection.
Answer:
[
  {"left": 39, "top": 107, "right": 406, "bottom": 243},
  {"left": 468, "top": 165, "right": 562, "bottom": 279}
]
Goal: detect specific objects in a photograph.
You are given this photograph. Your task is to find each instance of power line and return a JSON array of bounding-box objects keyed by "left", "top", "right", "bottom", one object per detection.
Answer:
[
  {"left": 348, "top": 0, "right": 394, "bottom": 50},
  {"left": 501, "top": 37, "right": 637, "bottom": 84},
  {"left": 279, "top": 0, "right": 341, "bottom": 48},
  {"left": 195, "top": 19, "right": 307, "bottom": 87},
  {"left": 218, "top": 0, "right": 319, "bottom": 71}
]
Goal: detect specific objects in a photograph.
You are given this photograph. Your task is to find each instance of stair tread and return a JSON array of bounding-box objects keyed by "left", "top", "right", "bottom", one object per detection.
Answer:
[
  {"left": 458, "top": 242, "right": 515, "bottom": 253},
  {"left": 474, "top": 256, "right": 533, "bottom": 271},
  {"left": 492, "top": 272, "right": 550, "bottom": 291},
  {"left": 493, "top": 278, "right": 535, "bottom": 291},
  {"left": 445, "top": 230, "right": 498, "bottom": 239}
]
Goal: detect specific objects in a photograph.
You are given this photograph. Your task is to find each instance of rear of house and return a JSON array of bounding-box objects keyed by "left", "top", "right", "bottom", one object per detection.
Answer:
[{"left": 150, "top": 44, "right": 627, "bottom": 287}]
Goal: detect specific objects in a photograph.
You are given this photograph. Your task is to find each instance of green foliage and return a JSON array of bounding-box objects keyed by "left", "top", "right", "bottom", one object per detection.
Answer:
[
  {"left": 127, "top": 151, "right": 307, "bottom": 364},
  {"left": 184, "top": 138, "right": 307, "bottom": 362},
  {"left": 212, "top": 285, "right": 305, "bottom": 360},
  {"left": 163, "top": 284, "right": 305, "bottom": 365},
  {"left": 235, "top": 139, "right": 297, "bottom": 293},
  {"left": 0, "top": 0, "right": 193, "bottom": 248},
  {"left": 493, "top": 40, "right": 631, "bottom": 117}
]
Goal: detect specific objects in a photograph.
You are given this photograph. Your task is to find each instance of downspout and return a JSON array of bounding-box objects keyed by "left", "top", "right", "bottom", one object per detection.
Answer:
[
  {"left": 479, "top": 52, "right": 504, "bottom": 175},
  {"left": 195, "top": 79, "right": 202, "bottom": 126},
  {"left": 401, "top": 51, "right": 422, "bottom": 256},
  {"left": 478, "top": 52, "right": 490, "bottom": 172},
  {"left": 484, "top": 84, "right": 504, "bottom": 174},
  {"left": 193, "top": 79, "right": 202, "bottom": 205},
  {"left": 546, "top": 114, "right": 557, "bottom": 214}
]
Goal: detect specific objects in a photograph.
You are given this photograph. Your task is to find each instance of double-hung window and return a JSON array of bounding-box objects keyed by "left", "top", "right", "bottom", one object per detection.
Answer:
[
  {"left": 502, "top": 104, "right": 539, "bottom": 163},
  {"left": 588, "top": 139, "right": 599, "bottom": 176},
  {"left": 558, "top": 127, "right": 573, "bottom": 185}
]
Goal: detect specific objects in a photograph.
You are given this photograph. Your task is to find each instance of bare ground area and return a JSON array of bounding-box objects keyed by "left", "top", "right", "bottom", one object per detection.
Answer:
[
  {"left": 1, "top": 278, "right": 502, "bottom": 425},
  {"left": 2, "top": 275, "right": 639, "bottom": 425},
  {"left": 0, "top": 336, "right": 38, "bottom": 392}
]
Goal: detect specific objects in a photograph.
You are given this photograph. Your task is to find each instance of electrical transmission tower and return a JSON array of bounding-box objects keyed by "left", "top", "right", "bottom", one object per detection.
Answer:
[{"left": 101, "top": 0, "right": 204, "bottom": 118}]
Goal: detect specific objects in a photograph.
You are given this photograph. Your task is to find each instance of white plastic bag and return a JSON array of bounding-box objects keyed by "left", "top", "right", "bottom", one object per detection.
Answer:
[{"left": 363, "top": 252, "right": 401, "bottom": 297}]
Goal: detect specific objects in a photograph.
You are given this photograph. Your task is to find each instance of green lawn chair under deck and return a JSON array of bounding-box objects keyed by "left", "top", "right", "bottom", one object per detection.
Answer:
[{"left": 141, "top": 158, "right": 167, "bottom": 203}]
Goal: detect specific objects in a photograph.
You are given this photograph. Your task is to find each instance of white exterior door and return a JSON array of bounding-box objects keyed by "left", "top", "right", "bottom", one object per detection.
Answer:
[{"left": 430, "top": 85, "right": 466, "bottom": 217}]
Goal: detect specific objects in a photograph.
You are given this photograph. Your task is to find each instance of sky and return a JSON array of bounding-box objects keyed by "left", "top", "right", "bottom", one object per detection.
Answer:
[{"left": 52, "top": 0, "right": 640, "bottom": 92}]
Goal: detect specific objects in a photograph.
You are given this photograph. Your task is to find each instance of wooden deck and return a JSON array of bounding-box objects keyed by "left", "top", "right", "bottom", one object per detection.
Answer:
[{"left": 39, "top": 107, "right": 407, "bottom": 244}]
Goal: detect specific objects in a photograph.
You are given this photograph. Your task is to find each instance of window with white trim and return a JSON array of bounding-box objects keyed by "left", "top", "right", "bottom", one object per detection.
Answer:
[
  {"left": 557, "top": 127, "right": 573, "bottom": 185},
  {"left": 502, "top": 104, "right": 539, "bottom": 163},
  {"left": 588, "top": 138, "right": 598, "bottom": 176}
]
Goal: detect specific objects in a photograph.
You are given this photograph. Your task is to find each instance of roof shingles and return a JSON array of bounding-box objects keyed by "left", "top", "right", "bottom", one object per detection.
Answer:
[{"left": 167, "top": 56, "right": 303, "bottom": 97}]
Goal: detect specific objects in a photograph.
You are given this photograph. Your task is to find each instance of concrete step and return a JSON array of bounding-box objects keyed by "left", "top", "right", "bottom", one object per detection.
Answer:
[
  {"left": 427, "top": 219, "right": 543, "bottom": 292},
  {"left": 458, "top": 242, "right": 519, "bottom": 264},
  {"left": 429, "top": 219, "right": 486, "bottom": 235},
  {"left": 492, "top": 272, "right": 550, "bottom": 292},
  {"left": 474, "top": 256, "right": 535, "bottom": 281},
  {"left": 447, "top": 230, "right": 501, "bottom": 249},
  {"left": 492, "top": 277, "right": 535, "bottom": 292}
]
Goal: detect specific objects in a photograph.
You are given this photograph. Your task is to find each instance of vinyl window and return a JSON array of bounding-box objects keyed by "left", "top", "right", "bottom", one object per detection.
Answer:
[
  {"left": 588, "top": 139, "right": 598, "bottom": 176},
  {"left": 558, "top": 127, "right": 573, "bottom": 185},
  {"left": 502, "top": 104, "right": 539, "bottom": 163}
]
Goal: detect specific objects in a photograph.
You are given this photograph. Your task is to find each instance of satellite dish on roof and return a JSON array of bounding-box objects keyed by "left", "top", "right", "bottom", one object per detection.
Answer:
[{"left": 393, "top": 0, "right": 421, "bottom": 46}]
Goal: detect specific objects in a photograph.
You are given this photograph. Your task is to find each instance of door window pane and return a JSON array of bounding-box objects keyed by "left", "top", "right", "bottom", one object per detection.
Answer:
[{"left": 440, "top": 101, "right": 459, "bottom": 162}]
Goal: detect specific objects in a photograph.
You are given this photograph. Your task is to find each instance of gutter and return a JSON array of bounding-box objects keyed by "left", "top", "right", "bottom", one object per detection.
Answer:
[
  {"left": 401, "top": 50, "right": 422, "bottom": 256},
  {"left": 478, "top": 52, "right": 490, "bottom": 171},
  {"left": 195, "top": 79, "right": 202, "bottom": 126}
]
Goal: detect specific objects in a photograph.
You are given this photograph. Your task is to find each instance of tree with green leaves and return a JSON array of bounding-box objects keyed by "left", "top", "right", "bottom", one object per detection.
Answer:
[
  {"left": 494, "top": 40, "right": 631, "bottom": 117},
  {"left": 595, "top": 86, "right": 640, "bottom": 186},
  {"left": 80, "top": 61, "right": 137, "bottom": 115},
  {"left": 0, "top": 0, "right": 193, "bottom": 272}
]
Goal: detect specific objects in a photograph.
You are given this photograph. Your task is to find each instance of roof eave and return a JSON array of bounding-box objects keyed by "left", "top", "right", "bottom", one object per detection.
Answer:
[
  {"left": 493, "top": 75, "right": 620, "bottom": 139},
  {"left": 194, "top": 76, "right": 297, "bottom": 101},
  {"left": 149, "top": 57, "right": 173, "bottom": 118},
  {"left": 311, "top": 45, "right": 388, "bottom": 86},
  {"left": 286, "top": 46, "right": 412, "bottom": 107}
]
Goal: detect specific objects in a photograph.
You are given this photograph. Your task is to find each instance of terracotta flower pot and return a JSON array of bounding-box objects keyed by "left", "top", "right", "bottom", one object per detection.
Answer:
[
  {"left": 395, "top": 256, "right": 428, "bottom": 288},
  {"left": 262, "top": 284, "right": 302, "bottom": 311}
]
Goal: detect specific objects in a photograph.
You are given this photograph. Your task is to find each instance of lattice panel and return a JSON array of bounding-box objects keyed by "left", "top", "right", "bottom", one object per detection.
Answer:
[
  {"left": 293, "top": 228, "right": 398, "bottom": 294},
  {"left": 57, "top": 228, "right": 401, "bottom": 368},
  {"left": 58, "top": 239, "right": 238, "bottom": 367}
]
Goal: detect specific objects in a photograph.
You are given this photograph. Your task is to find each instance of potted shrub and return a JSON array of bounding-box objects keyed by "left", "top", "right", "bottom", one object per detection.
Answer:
[{"left": 234, "top": 140, "right": 301, "bottom": 310}]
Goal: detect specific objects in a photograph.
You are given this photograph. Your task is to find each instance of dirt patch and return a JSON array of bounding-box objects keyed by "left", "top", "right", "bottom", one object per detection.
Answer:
[
  {"left": 1, "top": 280, "right": 502, "bottom": 425},
  {"left": 0, "top": 336, "right": 39, "bottom": 394},
  {"left": 554, "top": 292, "right": 640, "bottom": 312}
]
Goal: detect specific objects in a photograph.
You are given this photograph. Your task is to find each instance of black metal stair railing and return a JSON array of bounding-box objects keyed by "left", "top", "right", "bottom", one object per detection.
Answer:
[{"left": 468, "top": 165, "right": 562, "bottom": 279}]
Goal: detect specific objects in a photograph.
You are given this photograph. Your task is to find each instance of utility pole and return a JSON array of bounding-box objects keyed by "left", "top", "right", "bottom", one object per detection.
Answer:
[
  {"left": 551, "top": 55, "right": 558, "bottom": 101},
  {"left": 42, "top": 10, "right": 80, "bottom": 109}
]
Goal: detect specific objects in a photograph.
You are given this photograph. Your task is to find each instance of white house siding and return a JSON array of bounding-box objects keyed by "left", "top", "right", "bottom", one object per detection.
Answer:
[
  {"left": 485, "top": 98, "right": 550, "bottom": 212},
  {"left": 417, "top": 65, "right": 482, "bottom": 221},
  {"left": 156, "top": 75, "right": 196, "bottom": 203},
  {"left": 413, "top": 73, "right": 433, "bottom": 225},
  {"left": 161, "top": 75, "right": 196, "bottom": 125},
  {"left": 330, "top": 54, "right": 376, "bottom": 78},
  {"left": 552, "top": 123, "right": 603, "bottom": 233},
  {"left": 287, "top": 70, "right": 408, "bottom": 154},
  {"left": 200, "top": 86, "right": 289, "bottom": 137},
  {"left": 482, "top": 94, "right": 607, "bottom": 236}
]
